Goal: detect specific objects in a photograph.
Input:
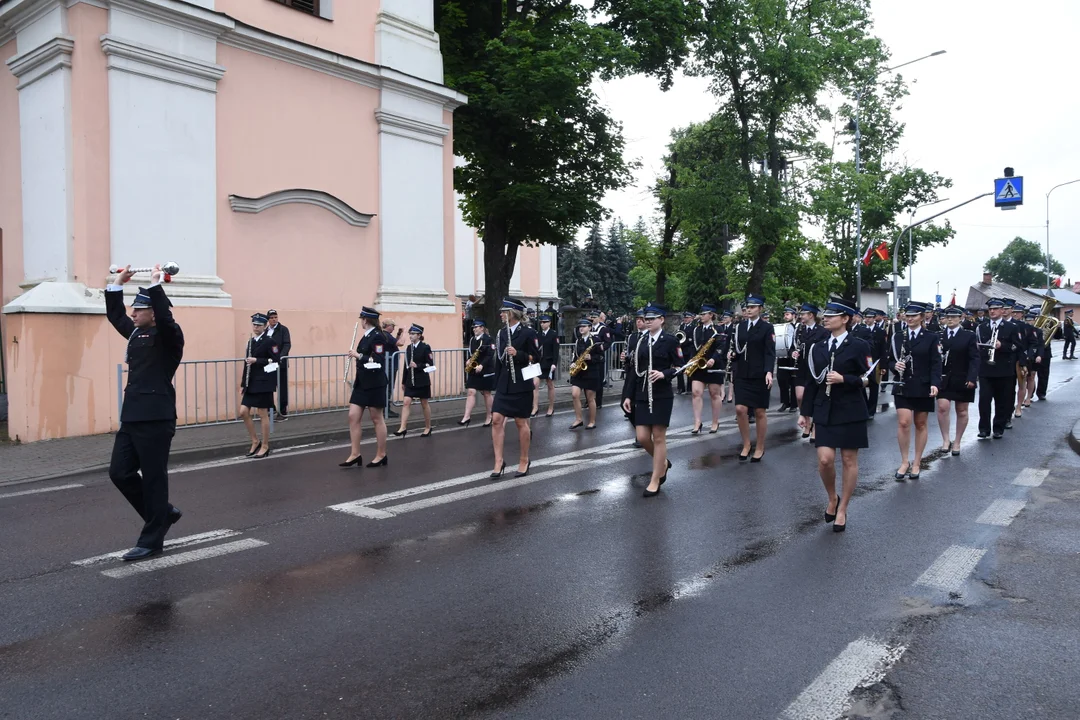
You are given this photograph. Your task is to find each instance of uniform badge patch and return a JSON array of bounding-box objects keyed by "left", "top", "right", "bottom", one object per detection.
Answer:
[
  {"left": 375, "top": 344, "right": 384, "bottom": 353},
  {"left": 676, "top": 347, "right": 684, "bottom": 359},
  {"left": 272, "top": 345, "right": 279, "bottom": 354}
]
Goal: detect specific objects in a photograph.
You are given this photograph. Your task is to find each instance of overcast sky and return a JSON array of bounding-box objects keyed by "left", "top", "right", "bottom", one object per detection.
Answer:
[{"left": 594, "top": 0, "right": 1080, "bottom": 304}]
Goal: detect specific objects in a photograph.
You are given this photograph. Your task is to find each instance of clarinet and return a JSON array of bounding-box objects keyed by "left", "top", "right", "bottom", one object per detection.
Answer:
[
  {"left": 504, "top": 322, "right": 516, "bottom": 381},
  {"left": 409, "top": 344, "right": 416, "bottom": 387},
  {"left": 895, "top": 331, "right": 911, "bottom": 393}
]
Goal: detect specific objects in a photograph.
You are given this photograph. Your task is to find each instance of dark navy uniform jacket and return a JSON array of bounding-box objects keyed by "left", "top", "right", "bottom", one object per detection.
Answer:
[
  {"left": 106, "top": 284, "right": 185, "bottom": 423},
  {"left": 889, "top": 328, "right": 942, "bottom": 396},
  {"left": 495, "top": 323, "right": 540, "bottom": 394},
  {"left": 243, "top": 332, "right": 281, "bottom": 394},
  {"left": 692, "top": 323, "right": 728, "bottom": 372},
  {"left": 574, "top": 335, "right": 605, "bottom": 380},
  {"left": 537, "top": 328, "right": 559, "bottom": 364},
  {"left": 731, "top": 319, "right": 776, "bottom": 378},
  {"left": 403, "top": 342, "right": 434, "bottom": 389},
  {"left": 975, "top": 319, "right": 1023, "bottom": 379},
  {"left": 355, "top": 327, "right": 390, "bottom": 391},
  {"left": 468, "top": 333, "right": 495, "bottom": 374},
  {"left": 624, "top": 331, "right": 682, "bottom": 403},
  {"left": 795, "top": 323, "right": 829, "bottom": 378},
  {"left": 940, "top": 327, "right": 980, "bottom": 389},
  {"left": 800, "top": 334, "right": 871, "bottom": 425}
]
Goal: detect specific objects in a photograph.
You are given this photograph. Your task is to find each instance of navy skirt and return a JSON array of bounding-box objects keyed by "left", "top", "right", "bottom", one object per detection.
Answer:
[
  {"left": 540, "top": 359, "right": 557, "bottom": 381},
  {"left": 634, "top": 395, "right": 674, "bottom": 427},
  {"left": 894, "top": 394, "right": 935, "bottom": 413},
  {"left": 571, "top": 374, "right": 601, "bottom": 392},
  {"left": 241, "top": 391, "right": 275, "bottom": 409},
  {"left": 689, "top": 368, "right": 725, "bottom": 386},
  {"left": 349, "top": 384, "right": 387, "bottom": 409},
  {"left": 814, "top": 420, "right": 868, "bottom": 450},
  {"left": 466, "top": 372, "right": 496, "bottom": 391},
  {"left": 492, "top": 391, "right": 532, "bottom": 418},
  {"left": 734, "top": 377, "right": 770, "bottom": 410}
]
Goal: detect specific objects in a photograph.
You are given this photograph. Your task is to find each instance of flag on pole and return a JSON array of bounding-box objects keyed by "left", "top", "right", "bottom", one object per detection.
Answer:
[
  {"left": 949, "top": 291, "right": 956, "bottom": 306},
  {"left": 862, "top": 241, "right": 890, "bottom": 266}
]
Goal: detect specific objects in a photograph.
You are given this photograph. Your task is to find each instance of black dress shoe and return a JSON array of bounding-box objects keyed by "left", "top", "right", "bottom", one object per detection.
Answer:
[
  {"left": 977, "top": 431, "right": 989, "bottom": 440},
  {"left": 691, "top": 424, "right": 702, "bottom": 435},
  {"left": 457, "top": 418, "right": 471, "bottom": 427},
  {"left": 825, "top": 495, "right": 839, "bottom": 523},
  {"left": 642, "top": 486, "right": 661, "bottom": 498},
  {"left": 393, "top": 428, "right": 408, "bottom": 437},
  {"left": 339, "top": 456, "right": 362, "bottom": 467},
  {"left": 253, "top": 447, "right": 272, "bottom": 459},
  {"left": 366, "top": 456, "right": 388, "bottom": 467},
  {"left": 709, "top": 424, "right": 720, "bottom": 434},
  {"left": 750, "top": 452, "right": 764, "bottom": 463},
  {"left": 569, "top": 421, "right": 583, "bottom": 430},
  {"left": 122, "top": 546, "right": 162, "bottom": 562},
  {"left": 420, "top": 429, "right": 433, "bottom": 437},
  {"left": 490, "top": 462, "right": 507, "bottom": 479},
  {"left": 245, "top": 444, "right": 259, "bottom": 458},
  {"left": 1004, "top": 421, "right": 1013, "bottom": 430},
  {"left": 992, "top": 432, "right": 1004, "bottom": 439},
  {"left": 514, "top": 461, "right": 531, "bottom": 478},
  {"left": 833, "top": 521, "right": 846, "bottom": 533},
  {"left": 167, "top": 507, "right": 182, "bottom": 527},
  {"left": 739, "top": 449, "right": 751, "bottom": 462}
]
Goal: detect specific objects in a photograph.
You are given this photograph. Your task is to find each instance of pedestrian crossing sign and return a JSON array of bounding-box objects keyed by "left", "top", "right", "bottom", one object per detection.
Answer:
[{"left": 994, "top": 176, "right": 1023, "bottom": 209}]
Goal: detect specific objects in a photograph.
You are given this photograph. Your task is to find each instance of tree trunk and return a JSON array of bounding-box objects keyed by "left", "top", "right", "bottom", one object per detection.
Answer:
[
  {"left": 657, "top": 158, "right": 679, "bottom": 307},
  {"left": 482, "top": 215, "right": 520, "bottom": 330}
]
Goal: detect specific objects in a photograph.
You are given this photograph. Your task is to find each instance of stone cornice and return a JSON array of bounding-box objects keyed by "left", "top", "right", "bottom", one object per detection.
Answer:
[
  {"left": 6, "top": 34, "right": 73, "bottom": 88},
  {"left": 100, "top": 34, "right": 225, "bottom": 92},
  {"left": 375, "top": 109, "right": 449, "bottom": 146},
  {"left": 107, "top": 0, "right": 232, "bottom": 39},
  {"left": 0, "top": 0, "right": 63, "bottom": 35},
  {"left": 228, "top": 189, "right": 375, "bottom": 228}
]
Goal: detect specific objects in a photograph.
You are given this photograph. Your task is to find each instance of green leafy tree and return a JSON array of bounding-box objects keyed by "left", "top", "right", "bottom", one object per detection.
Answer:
[
  {"left": 684, "top": 222, "right": 734, "bottom": 311},
  {"left": 690, "top": 0, "right": 886, "bottom": 295},
  {"left": 605, "top": 220, "right": 636, "bottom": 315},
  {"left": 724, "top": 232, "right": 840, "bottom": 312},
  {"left": 583, "top": 221, "right": 609, "bottom": 306},
  {"left": 985, "top": 237, "right": 1066, "bottom": 289},
  {"left": 557, "top": 242, "right": 594, "bottom": 308},
  {"left": 437, "top": 0, "right": 699, "bottom": 327},
  {"left": 627, "top": 217, "right": 691, "bottom": 311}
]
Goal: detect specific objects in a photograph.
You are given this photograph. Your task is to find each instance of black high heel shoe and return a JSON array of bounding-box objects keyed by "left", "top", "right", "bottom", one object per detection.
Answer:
[
  {"left": 482, "top": 420, "right": 493, "bottom": 427},
  {"left": 642, "top": 483, "right": 662, "bottom": 497},
  {"left": 894, "top": 464, "right": 910, "bottom": 481},
  {"left": 750, "top": 451, "right": 764, "bottom": 463},
  {"left": 253, "top": 447, "right": 272, "bottom": 459},
  {"left": 339, "top": 456, "right": 362, "bottom": 468},
  {"left": 514, "top": 461, "right": 531, "bottom": 478},
  {"left": 245, "top": 443, "right": 260, "bottom": 458},
  {"left": 908, "top": 467, "right": 921, "bottom": 480},
  {"left": 393, "top": 428, "right": 408, "bottom": 438},
  {"left": 833, "top": 514, "right": 847, "bottom": 532},
  {"left": 825, "top": 495, "right": 839, "bottom": 523},
  {"left": 457, "top": 418, "right": 471, "bottom": 427},
  {"left": 489, "top": 462, "right": 507, "bottom": 480},
  {"left": 545, "top": 410, "right": 555, "bottom": 417},
  {"left": 569, "top": 421, "right": 583, "bottom": 430},
  {"left": 366, "top": 456, "right": 388, "bottom": 467},
  {"left": 739, "top": 448, "right": 751, "bottom": 462},
  {"left": 709, "top": 424, "right": 720, "bottom": 434},
  {"left": 691, "top": 424, "right": 703, "bottom": 435},
  {"left": 585, "top": 424, "right": 596, "bottom": 430},
  {"left": 420, "top": 429, "right": 433, "bottom": 437}
]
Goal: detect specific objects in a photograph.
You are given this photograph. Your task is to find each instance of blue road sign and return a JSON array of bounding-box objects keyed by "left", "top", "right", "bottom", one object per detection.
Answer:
[
  {"left": 994, "top": 176, "right": 1023, "bottom": 208},
  {"left": 936, "top": 294, "right": 942, "bottom": 304}
]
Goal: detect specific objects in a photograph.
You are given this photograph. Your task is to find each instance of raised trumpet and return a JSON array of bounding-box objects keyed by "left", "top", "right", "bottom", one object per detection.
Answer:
[{"left": 109, "top": 262, "right": 180, "bottom": 282}]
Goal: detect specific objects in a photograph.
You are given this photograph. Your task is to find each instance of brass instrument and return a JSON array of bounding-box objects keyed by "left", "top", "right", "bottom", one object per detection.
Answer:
[
  {"left": 675, "top": 330, "right": 687, "bottom": 344},
  {"left": 569, "top": 337, "right": 594, "bottom": 377},
  {"left": 504, "top": 321, "right": 516, "bottom": 381},
  {"left": 408, "top": 344, "right": 416, "bottom": 387},
  {"left": 1033, "top": 296, "right": 1061, "bottom": 347},
  {"left": 464, "top": 344, "right": 483, "bottom": 374},
  {"left": 343, "top": 321, "right": 359, "bottom": 386},
  {"left": 894, "top": 330, "right": 912, "bottom": 393},
  {"left": 986, "top": 323, "right": 999, "bottom": 366},
  {"left": 678, "top": 333, "right": 716, "bottom": 376}
]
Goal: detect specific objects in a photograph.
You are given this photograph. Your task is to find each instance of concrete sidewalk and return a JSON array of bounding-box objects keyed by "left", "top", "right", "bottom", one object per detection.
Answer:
[{"left": 0, "top": 382, "right": 611, "bottom": 488}]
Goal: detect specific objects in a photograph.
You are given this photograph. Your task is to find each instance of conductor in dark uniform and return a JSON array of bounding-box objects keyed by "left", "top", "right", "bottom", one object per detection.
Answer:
[
  {"left": 491, "top": 298, "right": 540, "bottom": 479},
  {"left": 240, "top": 313, "right": 279, "bottom": 459},
  {"left": 266, "top": 309, "right": 291, "bottom": 419},
  {"left": 935, "top": 305, "right": 980, "bottom": 455},
  {"left": 976, "top": 298, "right": 1023, "bottom": 439},
  {"left": 341, "top": 306, "right": 390, "bottom": 468},
  {"left": 730, "top": 294, "right": 776, "bottom": 462},
  {"left": 621, "top": 303, "right": 683, "bottom": 497},
  {"left": 799, "top": 299, "right": 871, "bottom": 532},
  {"left": 105, "top": 265, "right": 185, "bottom": 562}
]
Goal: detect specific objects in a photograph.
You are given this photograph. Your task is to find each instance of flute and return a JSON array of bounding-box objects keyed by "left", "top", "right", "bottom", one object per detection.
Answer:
[
  {"left": 505, "top": 321, "right": 516, "bottom": 381},
  {"left": 343, "top": 321, "right": 359, "bottom": 386}
]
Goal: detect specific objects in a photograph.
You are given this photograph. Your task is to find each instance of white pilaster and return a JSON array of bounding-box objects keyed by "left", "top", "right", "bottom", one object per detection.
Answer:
[
  {"left": 539, "top": 244, "right": 558, "bottom": 300},
  {"left": 3, "top": 0, "right": 74, "bottom": 286},
  {"left": 453, "top": 188, "right": 474, "bottom": 297},
  {"left": 375, "top": 0, "right": 442, "bottom": 84},
  {"left": 510, "top": 252, "right": 522, "bottom": 296},
  {"left": 374, "top": 86, "right": 454, "bottom": 314},
  {"left": 103, "top": 0, "right": 231, "bottom": 306}
]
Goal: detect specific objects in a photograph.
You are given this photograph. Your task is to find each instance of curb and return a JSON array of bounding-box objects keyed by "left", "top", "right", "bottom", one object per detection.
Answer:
[
  {"left": 1069, "top": 419, "right": 1080, "bottom": 457},
  {"left": 2, "top": 397, "right": 583, "bottom": 487}
]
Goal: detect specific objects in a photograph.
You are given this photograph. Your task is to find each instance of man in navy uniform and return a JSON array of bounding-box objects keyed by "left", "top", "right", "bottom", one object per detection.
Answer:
[
  {"left": 1028, "top": 307, "right": 1051, "bottom": 401},
  {"left": 976, "top": 298, "right": 1023, "bottom": 439},
  {"left": 266, "top": 309, "right": 291, "bottom": 419},
  {"left": 105, "top": 265, "right": 185, "bottom": 561},
  {"left": 1063, "top": 309, "right": 1077, "bottom": 360}
]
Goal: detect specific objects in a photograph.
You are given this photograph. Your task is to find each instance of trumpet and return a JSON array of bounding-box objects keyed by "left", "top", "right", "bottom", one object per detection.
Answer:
[
  {"left": 986, "top": 323, "right": 999, "bottom": 366},
  {"left": 675, "top": 330, "right": 687, "bottom": 344},
  {"left": 110, "top": 262, "right": 180, "bottom": 282}
]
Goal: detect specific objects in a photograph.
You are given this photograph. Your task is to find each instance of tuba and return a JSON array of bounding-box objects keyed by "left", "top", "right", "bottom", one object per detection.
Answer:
[{"left": 1033, "top": 296, "right": 1061, "bottom": 347}]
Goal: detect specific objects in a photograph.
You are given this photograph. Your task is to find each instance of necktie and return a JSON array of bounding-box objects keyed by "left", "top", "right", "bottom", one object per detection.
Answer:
[
  {"left": 910, "top": 331, "right": 916, "bottom": 342},
  {"left": 950, "top": 330, "right": 955, "bottom": 340},
  {"left": 830, "top": 338, "right": 838, "bottom": 353}
]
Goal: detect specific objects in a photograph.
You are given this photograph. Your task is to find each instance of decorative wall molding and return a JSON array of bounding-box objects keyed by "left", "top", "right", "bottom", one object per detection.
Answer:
[
  {"left": 228, "top": 189, "right": 375, "bottom": 227},
  {"left": 0, "top": 0, "right": 64, "bottom": 35},
  {"left": 6, "top": 34, "right": 73, "bottom": 88},
  {"left": 100, "top": 34, "right": 225, "bottom": 92},
  {"left": 375, "top": 11, "right": 438, "bottom": 45},
  {"left": 0, "top": 27, "right": 14, "bottom": 47},
  {"left": 375, "top": 108, "right": 448, "bottom": 146},
  {"left": 107, "top": 0, "right": 232, "bottom": 40},
  {"left": 375, "top": 285, "right": 456, "bottom": 315}
]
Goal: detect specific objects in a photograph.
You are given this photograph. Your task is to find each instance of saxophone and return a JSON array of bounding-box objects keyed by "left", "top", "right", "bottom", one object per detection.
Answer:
[
  {"left": 569, "top": 338, "right": 594, "bottom": 377},
  {"left": 464, "top": 343, "right": 483, "bottom": 374},
  {"left": 679, "top": 334, "right": 716, "bottom": 376}
]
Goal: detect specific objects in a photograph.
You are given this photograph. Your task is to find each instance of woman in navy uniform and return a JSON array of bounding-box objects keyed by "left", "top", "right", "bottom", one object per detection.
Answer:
[
  {"left": 718, "top": 311, "right": 736, "bottom": 403},
  {"left": 239, "top": 313, "right": 279, "bottom": 459},
  {"left": 676, "top": 310, "right": 696, "bottom": 394},
  {"left": 394, "top": 323, "right": 434, "bottom": 438},
  {"left": 890, "top": 302, "right": 941, "bottom": 480},
  {"left": 534, "top": 314, "right": 559, "bottom": 417},
  {"left": 105, "top": 265, "right": 185, "bottom": 562},
  {"left": 935, "top": 305, "right": 980, "bottom": 456},
  {"left": 621, "top": 304, "right": 683, "bottom": 497},
  {"left": 620, "top": 308, "right": 647, "bottom": 429},
  {"left": 799, "top": 300, "right": 871, "bottom": 532},
  {"left": 793, "top": 303, "right": 828, "bottom": 441},
  {"left": 688, "top": 305, "right": 728, "bottom": 435},
  {"left": 459, "top": 319, "right": 495, "bottom": 427},
  {"left": 776, "top": 306, "right": 799, "bottom": 411},
  {"left": 730, "top": 295, "right": 776, "bottom": 462},
  {"left": 491, "top": 298, "right": 540, "bottom": 479},
  {"left": 341, "top": 306, "right": 390, "bottom": 468},
  {"left": 569, "top": 317, "right": 604, "bottom": 429}
]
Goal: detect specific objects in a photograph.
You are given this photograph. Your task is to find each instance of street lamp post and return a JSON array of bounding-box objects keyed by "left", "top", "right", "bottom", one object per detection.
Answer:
[
  {"left": 1046, "top": 179, "right": 1080, "bottom": 290},
  {"left": 854, "top": 50, "right": 946, "bottom": 310}
]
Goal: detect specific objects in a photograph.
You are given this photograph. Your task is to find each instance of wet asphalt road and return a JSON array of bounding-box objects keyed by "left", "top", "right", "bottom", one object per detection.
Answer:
[{"left": 2, "top": 357, "right": 1080, "bottom": 720}]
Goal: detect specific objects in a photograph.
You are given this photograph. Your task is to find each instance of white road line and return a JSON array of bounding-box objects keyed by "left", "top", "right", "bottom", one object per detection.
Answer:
[
  {"left": 0, "top": 483, "right": 83, "bottom": 500},
  {"left": 72, "top": 529, "right": 242, "bottom": 567},
  {"left": 595, "top": 449, "right": 635, "bottom": 455},
  {"left": 976, "top": 499, "right": 1027, "bottom": 526},
  {"left": 332, "top": 505, "right": 395, "bottom": 520},
  {"left": 341, "top": 430, "right": 740, "bottom": 519},
  {"left": 1012, "top": 468, "right": 1049, "bottom": 487},
  {"left": 781, "top": 637, "right": 906, "bottom": 720},
  {"left": 915, "top": 545, "right": 987, "bottom": 592},
  {"left": 100, "top": 538, "right": 268, "bottom": 579},
  {"left": 549, "top": 459, "right": 589, "bottom": 465}
]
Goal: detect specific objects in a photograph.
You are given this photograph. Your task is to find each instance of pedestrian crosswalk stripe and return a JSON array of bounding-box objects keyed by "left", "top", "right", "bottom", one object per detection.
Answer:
[
  {"left": 781, "top": 637, "right": 906, "bottom": 720},
  {"left": 1012, "top": 468, "right": 1048, "bottom": 487},
  {"left": 915, "top": 545, "right": 986, "bottom": 592},
  {"left": 72, "top": 529, "right": 242, "bottom": 567},
  {"left": 100, "top": 539, "right": 268, "bottom": 579}
]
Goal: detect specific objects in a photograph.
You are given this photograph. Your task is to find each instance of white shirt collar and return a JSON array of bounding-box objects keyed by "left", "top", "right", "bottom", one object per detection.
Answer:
[
  {"left": 649, "top": 329, "right": 663, "bottom": 342},
  {"left": 509, "top": 322, "right": 520, "bottom": 333},
  {"left": 830, "top": 331, "right": 848, "bottom": 346},
  {"left": 364, "top": 326, "right": 375, "bottom": 337},
  {"left": 254, "top": 331, "right": 266, "bottom": 342}
]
